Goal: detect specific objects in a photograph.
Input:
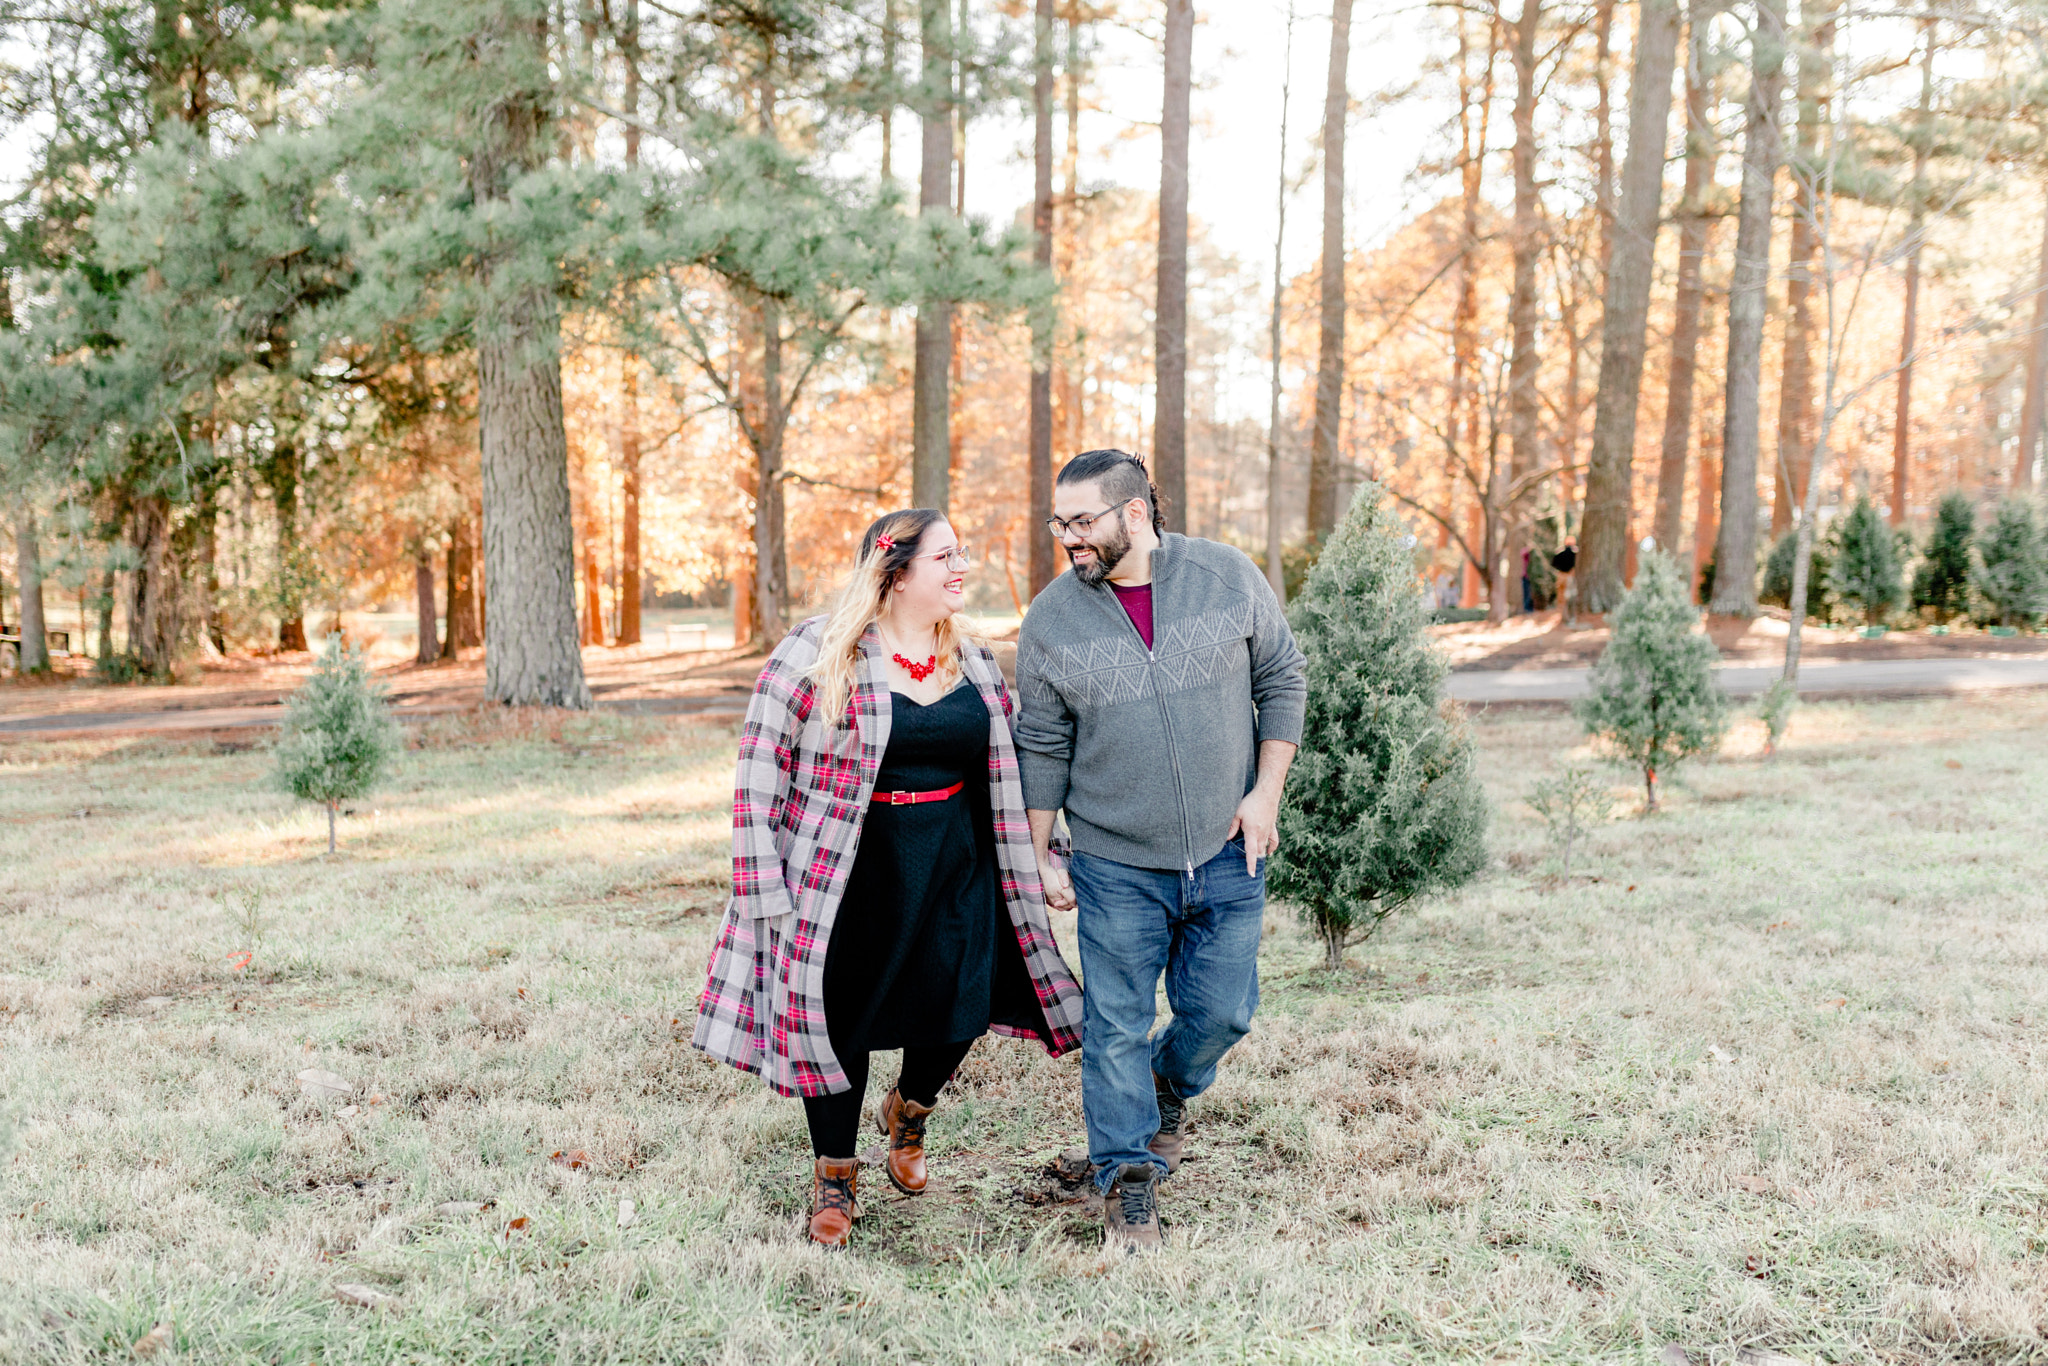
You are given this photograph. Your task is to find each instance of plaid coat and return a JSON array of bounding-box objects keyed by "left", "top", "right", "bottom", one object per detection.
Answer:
[{"left": 693, "top": 616, "right": 1084, "bottom": 1098}]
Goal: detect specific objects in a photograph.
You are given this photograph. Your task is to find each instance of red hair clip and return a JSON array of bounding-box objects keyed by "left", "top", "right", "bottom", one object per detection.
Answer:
[{"left": 875, "top": 533, "right": 895, "bottom": 551}]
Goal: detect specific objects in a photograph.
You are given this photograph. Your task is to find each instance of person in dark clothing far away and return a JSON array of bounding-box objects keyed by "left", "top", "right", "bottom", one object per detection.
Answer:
[
  {"left": 693, "top": 509, "right": 1083, "bottom": 1248},
  {"left": 1551, "top": 539, "right": 1578, "bottom": 623},
  {"left": 1014, "top": 450, "right": 1308, "bottom": 1253}
]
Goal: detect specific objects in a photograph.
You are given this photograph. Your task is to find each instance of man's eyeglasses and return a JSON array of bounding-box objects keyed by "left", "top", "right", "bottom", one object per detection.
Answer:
[{"left": 1045, "top": 507, "right": 1123, "bottom": 538}]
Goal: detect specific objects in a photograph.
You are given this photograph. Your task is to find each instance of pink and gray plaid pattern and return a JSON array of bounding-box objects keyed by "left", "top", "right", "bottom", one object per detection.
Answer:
[{"left": 693, "top": 617, "right": 1084, "bottom": 1098}]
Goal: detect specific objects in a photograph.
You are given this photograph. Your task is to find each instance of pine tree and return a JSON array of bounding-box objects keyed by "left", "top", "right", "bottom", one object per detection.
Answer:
[
  {"left": 1827, "top": 493, "right": 1903, "bottom": 627},
  {"left": 1911, "top": 491, "right": 1974, "bottom": 623},
  {"left": 274, "top": 638, "right": 403, "bottom": 854},
  {"left": 1761, "top": 526, "right": 1835, "bottom": 622},
  {"left": 1973, "top": 497, "right": 2047, "bottom": 628},
  {"left": 1575, "top": 550, "right": 1728, "bottom": 811},
  {"left": 1272, "top": 483, "right": 1489, "bottom": 971}
]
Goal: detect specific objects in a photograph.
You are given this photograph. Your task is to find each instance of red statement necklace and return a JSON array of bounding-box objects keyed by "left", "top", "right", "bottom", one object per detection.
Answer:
[{"left": 892, "top": 652, "right": 938, "bottom": 682}]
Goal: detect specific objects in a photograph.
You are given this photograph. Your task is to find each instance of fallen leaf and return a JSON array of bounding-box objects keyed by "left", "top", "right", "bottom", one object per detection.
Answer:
[
  {"left": 550, "top": 1149, "right": 590, "bottom": 1170},
  {"left": 132, "top": 1322, "right": 173, "bottom": 1357},
  {"left": 1659, "top": 1346, "right": 1693, "bottom": 1366},
  {"left": 1626, "top": 884, "right": 1637, "bottom": 892},
  {"left": 1734, "top": 1174, "right": 1772, "bottom": 1195},
  {"left": 505, "top": 1216, "right": 533, "bottom": 1235},
  {"left": 1706, "top": 1045, "right": 1738, "bottom": 1064},
  {"left": 1944, "top": 758, "right": 1962, "bottom": 769},
  {"left": 337, "top": 1105, "right": 360, "bottom": 1118},
  {"left": 1736, "top": 1350, "right": 1805, "bottom": 1365},
  {"left": 365, "top": 1094, "right": 385, "bottom": 1107},
  {"left": 1783, "top": 1185, "right": 1817, "bottom": 1208},
  {"left": 138, "top": 996, "right": 174, "bottom": 1012},
  {"left": 1745, "top": 1253, "right": 1769, "bottom": 1278},
  {"left": 434, "top": 1201, "right": 490, "bottom": 1217},
  {"left": 334, "top": 1283, "right": 392, "bottom": 1308},
  {"left": 1819, "top": 997, "right": 1847, "bottom": 1011},
  {"left": 617, "top": 1199, "right": 637, "bottom": 1229},
  {"left": 297, "top": 1068, "right": 351, "bottom": 1100}
]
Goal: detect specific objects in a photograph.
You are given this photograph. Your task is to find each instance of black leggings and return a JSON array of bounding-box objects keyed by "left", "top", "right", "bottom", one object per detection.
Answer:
[{"left": 801, "top": 1039, "right": 977, "bottom": 1159}]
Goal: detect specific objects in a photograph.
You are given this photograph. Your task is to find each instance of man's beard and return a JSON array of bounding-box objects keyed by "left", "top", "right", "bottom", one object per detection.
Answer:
[{"left": 1069, "top": 518, "right": 1131, "bottom": 586}]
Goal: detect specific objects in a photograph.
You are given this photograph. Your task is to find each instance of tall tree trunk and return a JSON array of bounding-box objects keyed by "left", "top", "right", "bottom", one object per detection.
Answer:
[
  {"left": 1771, "top": 0, "right": 1835, "bottom": 536},
  {"left": 1653, "top": 22, "right": 1718, "bottom": 555},
  {"left": 2015, "top": 183, "right": 2048, "bottom": 489},
  {"left": 1266, "top": 4, "right": 1298, "bottom": 596},
  {"left": 618, "top": 361, "right": 643, "bottom": 644},
  {"left": 1591, "top": 0, "right": 1617, "bottom": 274},
  {"left": 617, "top": 2, "right": 644, "bottom": 645},
  {"left": 1576, "top": 0, "right": 1680, "bottom": 613},
  {"left": 1454, "top": 11, "right": 1499, "bottom": 610},
  {"left": 1306, "top": 0, "right": 1353, "bottom": 543},
  {"left": 195, "top": 477, "right": 224, "bottom": 656},
  {"left": 1029, "top": 0, "right": 1057, "bottom": 599},
  {"left": 1891, "top": 13, "right": 1934, "bottom": 526},
  {"left": 1500, "top": 0, "right": 1541, "bottom": 621},
  {"left": 415, "top": 543, "right": 439, "bottom": 665},
  {"left": 128, "top": 494, "right": 179, "bottom": 675},
  {"left": 1154, "top": 0, "right": 1194, "bottom": 529},
  {"left": 14, "top": 505, "right": 49, "bottom": 673},
  {"left": 913, "top": 0, "right": 954, "bottom": 513},
  {"left": 754, "top": 297, "right": 790, "bottom": 642},
  {"left": 881, "top": 0, "right": 898, "bottom": 183},
  {"left": 271, "top": 443, "right": 308, "bottom": 651},
  {"left": 442, "top": 513, "right": 481, "bottom": 656},
  {"left": 1059, "top": 4, "right": 1083, "bottom": 455},
  {"left": 581, "top": 503, "right": 605, "bottom": 646},
  {"left": 471, "top": 11, "right": 589, "bottom": 708},
  {"left": 478, "top": 285, "right": 589, "bottom": 706},
  {"left": 1710, "top": 0, "right": 1787, "bottom": 618},
  {"left": 1693, "top": 428, "right": 1720, "bottom": 602}
]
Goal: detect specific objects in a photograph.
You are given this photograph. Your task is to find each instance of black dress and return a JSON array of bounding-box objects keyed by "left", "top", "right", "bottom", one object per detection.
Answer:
[{"left": 821, "top": 680, "right": 1044, "bottom": 1055}]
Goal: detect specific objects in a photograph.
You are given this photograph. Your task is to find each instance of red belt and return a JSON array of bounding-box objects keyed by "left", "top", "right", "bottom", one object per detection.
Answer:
[{"left": 872, "top": 781, "right": 965, "bottom": 806}]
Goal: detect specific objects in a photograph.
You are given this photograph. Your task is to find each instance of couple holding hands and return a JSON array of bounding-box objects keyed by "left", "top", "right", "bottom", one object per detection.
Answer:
[{"left": 692, "top": 448, "right": 1307, "bottom": 1252}]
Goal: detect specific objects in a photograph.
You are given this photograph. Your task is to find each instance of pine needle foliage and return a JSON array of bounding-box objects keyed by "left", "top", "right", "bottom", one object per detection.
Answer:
[
  {"left": 1272, "top": 483, "right": 1489, "bottom": 972},
  {"left": 1575, "top": 551, "right": 1727, "bottom": 812},
  {"left": 1828, "top": 494, "right": 1905, "bottom": 627},
  {"left": 274, "top": 638, "right": 403, "bottom": 854},
  {"left": 1972, "top": 497, "right": 2047, "bottom": 629},
  {"left": 1912, "top": 492, "right": 1976, "bottom": 624}
]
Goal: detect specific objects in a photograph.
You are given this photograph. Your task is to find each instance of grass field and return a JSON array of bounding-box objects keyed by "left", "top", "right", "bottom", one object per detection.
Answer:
[{"left": 4, "top": 692, "right": 2047, "bottom": 1364}]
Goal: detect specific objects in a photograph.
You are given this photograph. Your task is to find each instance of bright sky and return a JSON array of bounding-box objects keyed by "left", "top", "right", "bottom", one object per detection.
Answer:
[{"left": 962, "top": 1, "right": 1446, "bottom": 361}]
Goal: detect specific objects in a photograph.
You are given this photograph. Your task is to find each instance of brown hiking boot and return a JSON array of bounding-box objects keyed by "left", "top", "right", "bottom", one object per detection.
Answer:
[
  {"left": 876, "top": 1087, "right": 935, "bottom": 1194},
  {"left": 808, "top": 1157, "right": 859, "bottom": 1247},
  {"left": 1103, "top": 1163, "right": 1164, "bottom": 1252},
  {"left": 1148, "top": 1073, "right": 1188, "bottom": 1173}
]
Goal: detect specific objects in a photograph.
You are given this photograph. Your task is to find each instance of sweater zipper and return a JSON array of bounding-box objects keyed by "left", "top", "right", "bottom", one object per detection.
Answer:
[{"left": 1105, "top": 554, "right": 1196, "bottom": 877}]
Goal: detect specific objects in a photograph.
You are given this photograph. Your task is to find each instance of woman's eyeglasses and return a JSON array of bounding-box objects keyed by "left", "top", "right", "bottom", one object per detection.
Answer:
[{"left": 920, "top": 543, "right": 971, "bottom": 570}]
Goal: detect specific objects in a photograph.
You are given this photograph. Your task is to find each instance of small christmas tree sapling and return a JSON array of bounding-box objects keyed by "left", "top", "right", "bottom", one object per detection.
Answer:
[
  {"left": 1973, "top": 497, "right": 2047, "bottom": 629},
  {"left": 1912, "top": 492, "right": 1975, "bottom": 624},
  {"left": 1828, "top": 494, "right": 1904, "bottom": 628},
  {"left": 1525, "top": 765, "right": 1613, "bottom": 880},
  {"left": 274, "top": 637, "right": 402, "bottom": 853},
  {"left": 1757, "top": 677, "right": 1797, "bottom": 758},
  {"left": 1272, "top": 483, "right": 1489, "bottom": 971},
  {"left": 1575, "top": 551, "right": 1728, "bottom": 812}
]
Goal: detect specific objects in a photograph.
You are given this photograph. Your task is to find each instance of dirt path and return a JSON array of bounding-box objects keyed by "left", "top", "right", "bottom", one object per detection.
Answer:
[{"left": 0, "top": 646, "right": 767, "bottom": 739}]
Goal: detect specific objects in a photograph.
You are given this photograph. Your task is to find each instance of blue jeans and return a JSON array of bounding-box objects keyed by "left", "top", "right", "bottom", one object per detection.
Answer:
[{"left": 1071, "top": 838, "right": 1265, "bottom": 1193}]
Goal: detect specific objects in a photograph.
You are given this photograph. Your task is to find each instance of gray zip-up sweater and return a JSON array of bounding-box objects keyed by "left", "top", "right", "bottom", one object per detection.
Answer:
[{"left": 1014, "top": 533, "right": 1308, "bottom": 873}]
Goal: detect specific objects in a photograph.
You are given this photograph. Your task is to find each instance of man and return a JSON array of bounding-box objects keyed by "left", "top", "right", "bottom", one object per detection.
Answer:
[{"left": 1014, "top": 449, "right": 1307, "bottom": 1252}]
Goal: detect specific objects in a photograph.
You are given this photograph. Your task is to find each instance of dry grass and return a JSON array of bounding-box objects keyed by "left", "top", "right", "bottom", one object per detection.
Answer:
[{"left": 4, "top": 693, "right": 2048, "bottom": 1364}]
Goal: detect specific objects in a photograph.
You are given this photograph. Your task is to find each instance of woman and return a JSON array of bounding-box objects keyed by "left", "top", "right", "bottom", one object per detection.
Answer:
[{"left": 694, "top": 509, "right": 1084, "bottom": 1247}]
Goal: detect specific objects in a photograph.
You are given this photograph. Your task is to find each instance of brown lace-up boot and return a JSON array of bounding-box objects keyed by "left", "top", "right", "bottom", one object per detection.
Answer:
[
  {"left": 876, "top": 1087, "right": 935, "bottom": 1194},
  {"left": 808, "top": 1157, "right": 859, "bottom": 1247},
  {"left": 1148, "top": 1072, "right": 1188, "bottom": 1173}
]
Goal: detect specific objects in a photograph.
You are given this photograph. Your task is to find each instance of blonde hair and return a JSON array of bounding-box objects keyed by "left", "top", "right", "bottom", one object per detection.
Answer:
[{"left": 807, "top": 509, "right": 983, "bottom": 724}]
